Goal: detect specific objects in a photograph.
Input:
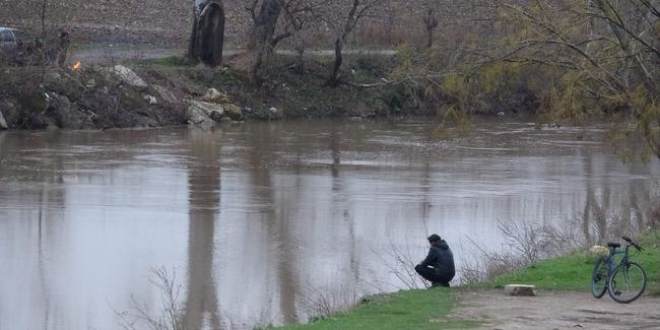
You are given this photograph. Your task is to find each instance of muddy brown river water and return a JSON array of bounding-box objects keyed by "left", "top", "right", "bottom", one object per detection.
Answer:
[{"left": 0, "top": 118, "right": 658, "bottom": 330}]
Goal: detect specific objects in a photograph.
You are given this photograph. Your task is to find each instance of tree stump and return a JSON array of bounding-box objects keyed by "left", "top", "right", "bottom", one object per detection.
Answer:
[
  {"left": 505, "top": 284, "right": 537, "bottom": 296},
  {"left": 189, "top": 0, "right": 225, "bottom": 66}
]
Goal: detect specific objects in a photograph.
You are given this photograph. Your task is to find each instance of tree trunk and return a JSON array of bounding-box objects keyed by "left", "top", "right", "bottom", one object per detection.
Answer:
[
  {"left": 327, "top": 0, "right": 361, "bottom": 88},
  {"left": 426, "top": 27, "right": 434, "bottom": 49},
  {"left": 423, "top": 10, "right": 438, "bottom": 49},
  {"left": 188, "top": 0, "right": 225, "bottom": 67},
  {"left": 249, "top": 0, "right": 282, "bottom": 84},
  {"left": 327, "top": 38, "right": 344, "bottom": 87}
]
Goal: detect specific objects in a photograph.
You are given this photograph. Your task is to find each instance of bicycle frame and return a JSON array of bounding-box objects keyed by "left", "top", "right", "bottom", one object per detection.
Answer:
[{"left": 603, "top": 244, "right": 632, "bottom": 279}]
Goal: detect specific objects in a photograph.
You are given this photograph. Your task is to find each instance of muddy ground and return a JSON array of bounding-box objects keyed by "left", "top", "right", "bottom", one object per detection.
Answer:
[{"left": 449, "top": 290, "right": 660, "bottom": 330}]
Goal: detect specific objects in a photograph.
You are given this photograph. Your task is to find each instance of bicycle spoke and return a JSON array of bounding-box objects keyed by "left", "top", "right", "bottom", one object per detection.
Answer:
[{"left": 607, "top": 262, "right": 647, "bottom": 304}]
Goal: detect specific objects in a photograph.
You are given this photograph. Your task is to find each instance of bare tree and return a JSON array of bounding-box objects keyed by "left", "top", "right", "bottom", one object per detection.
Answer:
[
  {"left": 247, "top": 0, "right": 326, "bottom": 83},
  {"left": 325, "top": 0, "right": 388, "bottom": 87},
  {"left": 423, "top": 8, "right": 439, "bottom": 48},
  {"left": 116, "top": 267, "right": 185, "bottom": 330},
  {"left": 247, "top": 0, "right": 282, "bottom": 83}
]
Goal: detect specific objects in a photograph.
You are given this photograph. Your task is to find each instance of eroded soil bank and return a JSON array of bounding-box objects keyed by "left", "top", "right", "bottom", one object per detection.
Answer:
[{"left": 0, "top": 52, "right": 537, "bottom": 131}]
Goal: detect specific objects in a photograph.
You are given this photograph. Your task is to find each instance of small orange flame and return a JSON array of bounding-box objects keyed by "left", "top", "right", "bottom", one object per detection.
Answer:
[{"left": 72, "top": 61, "right": 82, "bottom": 71}]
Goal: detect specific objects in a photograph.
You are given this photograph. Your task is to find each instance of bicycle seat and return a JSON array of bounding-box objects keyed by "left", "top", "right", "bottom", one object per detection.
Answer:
[{"left": 607, "top": 242, "right": 621, "bottom": 248}]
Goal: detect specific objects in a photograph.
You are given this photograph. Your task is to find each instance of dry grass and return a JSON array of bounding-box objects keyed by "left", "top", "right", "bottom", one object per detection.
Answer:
[{"left": 115, "top": 267, "right": 185, "bottom": 330}]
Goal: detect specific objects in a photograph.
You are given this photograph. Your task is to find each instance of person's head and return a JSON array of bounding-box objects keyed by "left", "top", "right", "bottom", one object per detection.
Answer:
[{"left": 427, "top": 234, "right": 441, "bottom": 245}]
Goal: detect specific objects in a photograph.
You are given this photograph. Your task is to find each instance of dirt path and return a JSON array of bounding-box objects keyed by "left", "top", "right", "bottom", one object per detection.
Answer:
[
  {"left": 68, "top": 45, "right": 397, "bottom": 66},
  {"left": 449, "top": 290, "right": 660, "bottom": 330},
  {"left": 68, "top": 46, "right": 185, "bottom": 65}
]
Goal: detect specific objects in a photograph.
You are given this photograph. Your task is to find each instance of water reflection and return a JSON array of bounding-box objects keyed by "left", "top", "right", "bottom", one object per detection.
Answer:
[
  {"left": 0, "top": 120, "right": 658, "bottom": 330},
  {"left": 185, "top": 130, "right": 222, "bottom": 329},
  {"left": 0, "top": 131, "right": 68, "bottom": 330},
  {"left": 240, "top": 123, "right": 299, "bottom": 325}
]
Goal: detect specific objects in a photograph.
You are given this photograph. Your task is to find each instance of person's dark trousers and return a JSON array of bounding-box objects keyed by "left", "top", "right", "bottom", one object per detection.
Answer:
[{"left": 415, "top": 265, "right": 450, "bottom": 288}]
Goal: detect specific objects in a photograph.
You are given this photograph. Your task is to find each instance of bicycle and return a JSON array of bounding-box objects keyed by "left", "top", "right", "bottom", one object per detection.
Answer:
[{"left": 591, "top": 236, "right": 647, "bottom": 304}]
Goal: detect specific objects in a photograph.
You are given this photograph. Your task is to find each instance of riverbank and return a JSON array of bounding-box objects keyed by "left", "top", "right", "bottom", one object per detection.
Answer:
[
  {"left": 0, "top": 51, "right": 536, "bottom": 131},
  {"left": 271, "top": 288, "right": 477, "bottom": 330},
  {"left": 272, "top": 231, "right": 660, "bottom": 329}
]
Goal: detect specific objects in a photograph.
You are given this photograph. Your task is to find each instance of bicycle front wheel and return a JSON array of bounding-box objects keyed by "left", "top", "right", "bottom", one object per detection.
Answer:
[
  {"left": 607, "top": 261, "right": 647, "bottom": 304},
  {"left": 591, "top": 257, "right": 609, "bottom": 298}
]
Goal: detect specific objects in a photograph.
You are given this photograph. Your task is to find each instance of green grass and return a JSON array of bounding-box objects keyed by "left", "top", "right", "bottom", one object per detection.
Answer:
[
  {"left": 473, "top": 232, "right": 660, "bottom": 294},
  {"left": 143, "top": 56, "right": 186, "bottom": 67},
  {"left": 273, "top": 289, "right": 478, "bottom": 330}
]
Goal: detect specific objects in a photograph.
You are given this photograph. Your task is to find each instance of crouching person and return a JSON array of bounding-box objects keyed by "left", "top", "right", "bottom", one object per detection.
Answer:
[{"left": 415, "top": 234, "right": 455, "bottom": 288}]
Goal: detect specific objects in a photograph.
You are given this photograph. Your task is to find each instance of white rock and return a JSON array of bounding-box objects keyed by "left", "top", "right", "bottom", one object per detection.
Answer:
[
  {"left": 187, "top": 100, "right": 225, "bottom": 124},
  {"left": 153, "top": 85, "right": 179, "bottom": 104},
  {"left": 187, "top": 104, "right": 213, "bottom": 127},
  {"left": 144, "top": 95, "right": 158, "bottom": 105},
  {"left": 203, "top": 88, "right": 229, "bottom": 103},
  {"left": 112, "top": 65, "right": 148, "bottom": 88}
]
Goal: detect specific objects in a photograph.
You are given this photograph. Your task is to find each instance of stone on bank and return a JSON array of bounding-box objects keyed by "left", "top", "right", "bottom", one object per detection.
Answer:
[
  {"left": 505, "top": 284, "right": 537, "bottom": 297},
  {"left": 203, "top": 88, "right": 230, "bottom": 104},
  {"left": 111, "top": 65, "right": 148, "bottom": 88},
  {"left": 187, "top": 100, "right": 224, "bottom": 126}
]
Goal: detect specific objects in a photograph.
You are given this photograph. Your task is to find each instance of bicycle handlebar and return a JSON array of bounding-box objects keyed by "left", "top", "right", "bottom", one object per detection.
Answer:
[{"left": 622, "top": 236, "right": 644, "bottom": 251}]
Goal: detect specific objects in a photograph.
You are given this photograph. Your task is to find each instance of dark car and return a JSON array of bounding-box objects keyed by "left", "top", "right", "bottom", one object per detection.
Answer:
[{"left": 0, "top": 27, "right": 40, "bottom": 65}]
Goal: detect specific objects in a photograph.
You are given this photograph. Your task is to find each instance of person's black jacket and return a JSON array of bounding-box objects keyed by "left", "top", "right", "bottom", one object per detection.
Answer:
[{"left": 420, "top": 240, "right": 455, "bottom": 280}]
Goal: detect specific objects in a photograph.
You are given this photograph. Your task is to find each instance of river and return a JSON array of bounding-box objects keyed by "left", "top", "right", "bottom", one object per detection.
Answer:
[{"left": 0, "top": 118, "right": 658, "bottom": 330}]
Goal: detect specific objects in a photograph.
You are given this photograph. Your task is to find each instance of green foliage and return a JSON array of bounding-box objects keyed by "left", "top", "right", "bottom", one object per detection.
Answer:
[
  {"left": 436, "top": 62, "right": 541, "bottom": 116},
  {"left": 380, "top": 81, "right": 418, "bottom": 115},
  {"left": 276, "top": 289, "right": 478, "bottom": 330},
  {"left": 378, "top": 0, "right": 660, "bottom": 158},
  {"left": 485, "top": 0, "right": 660, "bottom": 158},
  {"left": 313, "top": 54, "right": 334, "bottom": 68}
]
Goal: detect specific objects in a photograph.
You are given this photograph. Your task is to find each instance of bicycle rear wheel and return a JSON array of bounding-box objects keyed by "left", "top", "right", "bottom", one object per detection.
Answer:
[
  {"left": 607, "top": 261, "right": 647, "bottom": 303},
  {"left": 591, "top": 257, "right": 608, "bottom": 298}
]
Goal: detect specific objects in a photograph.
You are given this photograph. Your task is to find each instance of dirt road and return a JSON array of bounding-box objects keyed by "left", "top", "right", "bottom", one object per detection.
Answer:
[
  {"left": 68, "top": 45, "right": 185, "bottom": 65},
  {"left": 449, "top": 290, "right": 660, "bottom": 330},
  {"left": 68, "top": 45, "right": 397, "bottom": 66}
]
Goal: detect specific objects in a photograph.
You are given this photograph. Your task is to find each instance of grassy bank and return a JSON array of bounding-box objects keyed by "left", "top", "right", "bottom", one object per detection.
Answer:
[
  {"left": 473, "top": 231, "right": 660, "bottom": 295},
  {"left": 272, "top": 288, "right": 477, "bottom": 330},
  {"left": 272, "top": 231, "right": 659, "bottom": 329},
  {"left": 134, "top": 53, "right": 423, "bottom": 120}
]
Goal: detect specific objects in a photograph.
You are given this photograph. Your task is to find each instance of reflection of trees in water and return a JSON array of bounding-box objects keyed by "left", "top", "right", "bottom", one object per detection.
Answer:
[
  {"left": 581, "top": 151, "right": 654, "bottom": 244},
  {"left": 329, "top": 122, "right": 360, "bottom": 286},
  {"left": 0, "top": 131, "right": 68, "bottom": 329},
  {"left": 246, "top": 125, "right": 298, "bottom": 324},
  {"left": 625, "top": 161, "right": 651, "bottom": 232},
  {"left": 420, "top": 160, "right": 432, "bottom": 234},
  {"left": 582, "top": 153, "right": 608, "bottom": 244},
  {"left": 184, "top": 130, "right": 222, "bottom": 330}
]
